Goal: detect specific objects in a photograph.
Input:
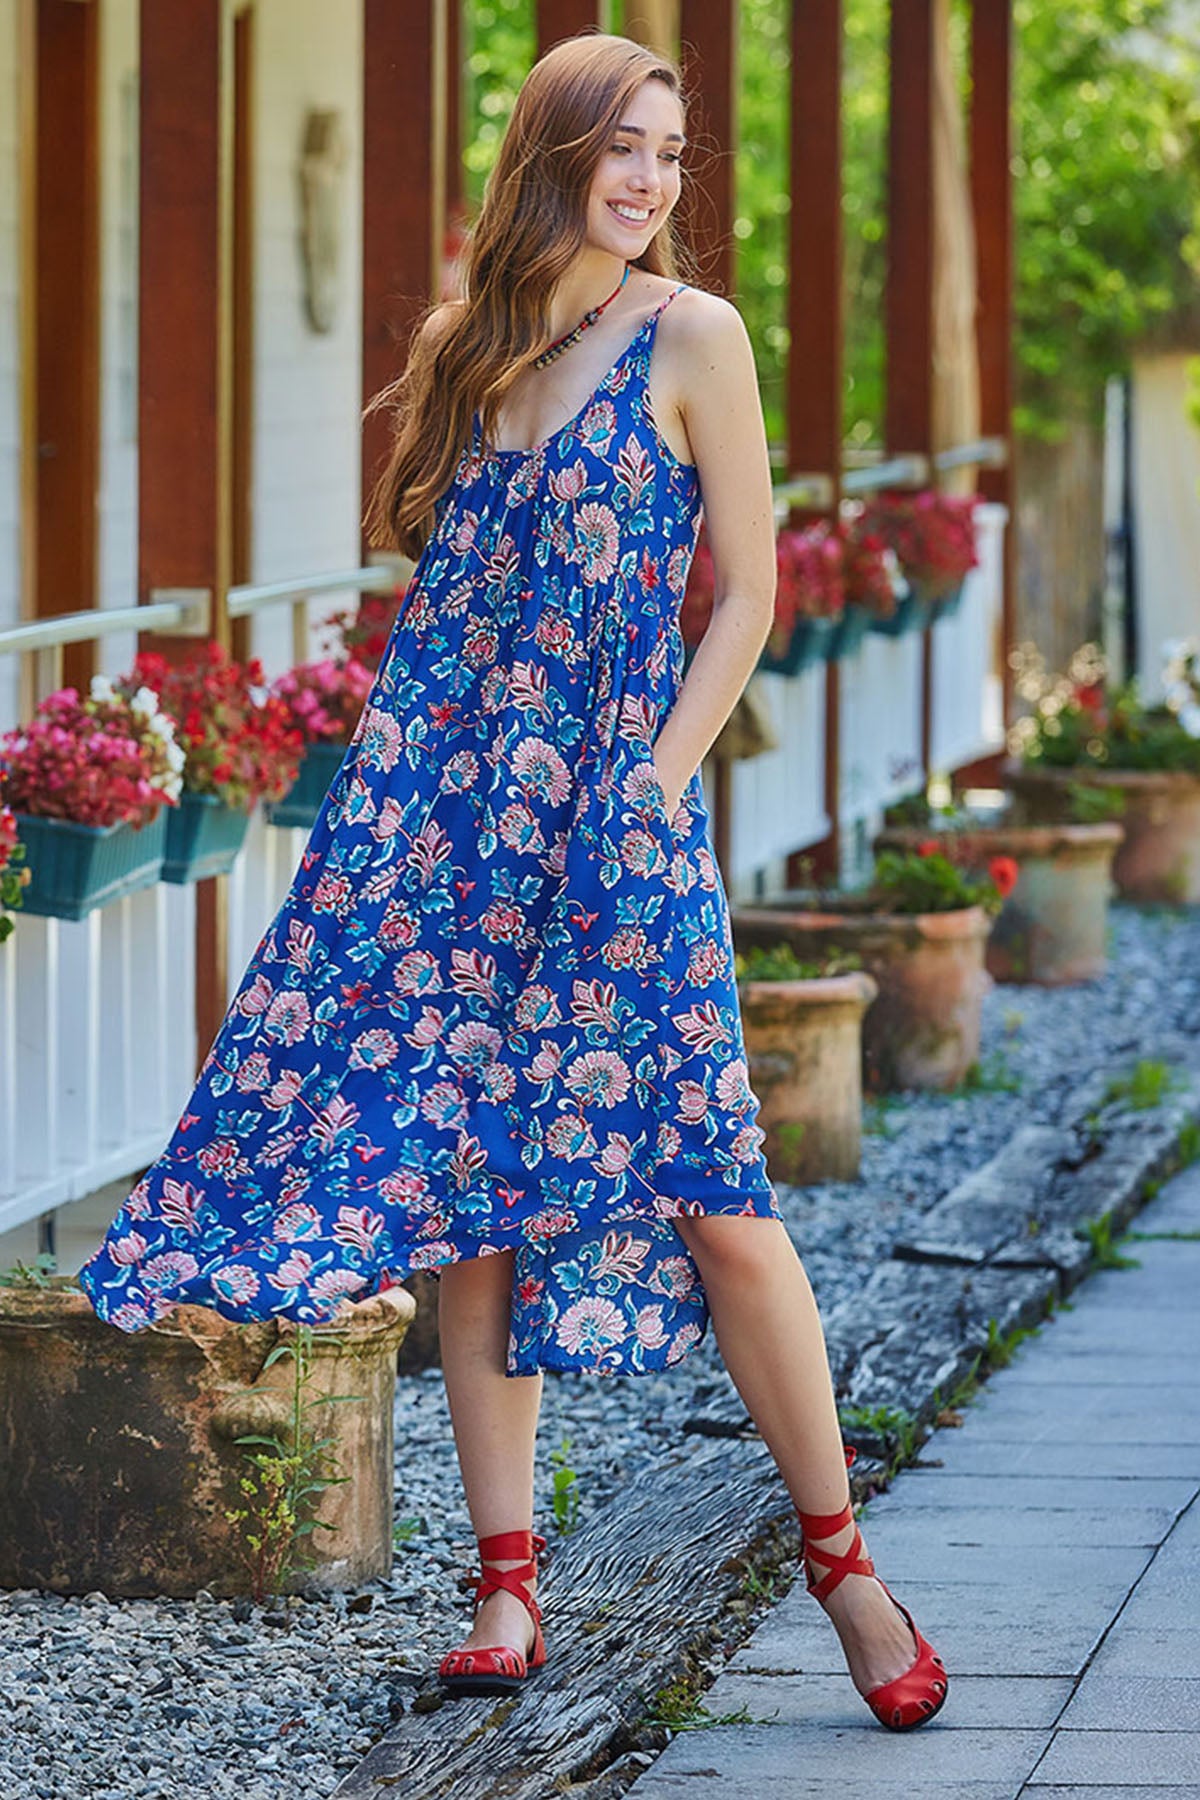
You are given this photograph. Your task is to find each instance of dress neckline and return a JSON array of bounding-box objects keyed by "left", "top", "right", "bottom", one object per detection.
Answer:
[{"left": 480, "top": 285, "right": 684, "bottom": 462}]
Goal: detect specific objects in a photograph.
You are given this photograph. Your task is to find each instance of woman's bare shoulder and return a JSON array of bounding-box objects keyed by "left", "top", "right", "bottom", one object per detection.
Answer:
[{"left": 662, "top": 285, "right": 749, "bottom": 354}]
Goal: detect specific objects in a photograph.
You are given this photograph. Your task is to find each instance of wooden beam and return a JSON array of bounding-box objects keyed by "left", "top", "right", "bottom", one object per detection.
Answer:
[
  {"left": 679, "top": 0, "right": 736, "bottom": 298},
  {"left": 230, "top": 5, "right": 254, "bottom": 665},
  {"left": 138, "top": 0, "right": 234, "bottom": 1073},
  {"left": 361, "top": 0, "right": 447, "bottom": 550},
  {"left": 970, "top": 0, "right": 1015, "bottom": 729},
  {"left": 16, "top": 0, "right": 37, "bottom": 724},
  {"left": 536, "top": 0, "right": 602, "bottom": 56},
  {"left": 445, "top": 0, "right": 463, "bottom": 215}
]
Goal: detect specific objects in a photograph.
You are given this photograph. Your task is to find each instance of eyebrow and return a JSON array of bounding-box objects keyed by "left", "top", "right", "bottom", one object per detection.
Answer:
[{"left": 615, "top": 122, "right": 687, "bottom": 144}]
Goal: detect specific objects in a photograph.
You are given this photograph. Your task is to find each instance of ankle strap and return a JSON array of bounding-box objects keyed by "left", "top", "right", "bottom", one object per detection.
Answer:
[{"left": 477, "top": 1529, "right": 547, "bottom": 1562}]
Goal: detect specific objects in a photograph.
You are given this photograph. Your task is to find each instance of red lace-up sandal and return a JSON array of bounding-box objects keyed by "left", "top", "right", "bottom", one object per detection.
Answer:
[
  {"left": 795, "top": 1450, "right": 948, "bottom": 1731},
  {"left": 438, "top": 1528, "right": 548, "bottom": 1696}
]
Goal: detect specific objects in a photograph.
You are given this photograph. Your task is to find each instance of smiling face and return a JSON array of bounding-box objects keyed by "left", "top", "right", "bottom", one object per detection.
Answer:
[{"left": 584, "top": 76, "right": 685, "bottom": 259}]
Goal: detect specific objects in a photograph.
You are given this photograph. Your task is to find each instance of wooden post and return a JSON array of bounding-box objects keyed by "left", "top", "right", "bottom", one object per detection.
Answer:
[
  {"left": 679, "top": 0, "right": 736, "bottom": 879},
  {"left": 361, "top": 0, "right": 447, "bottom": 547},
  {"left": 886, "top": 0, "right": 936, "bottom": 775},
  {"left": 138, "top": 0, "right": 233, "bottom": 1073},
  {"left": 786, "top": 0, "right": 843, "bottom": 882},
  {"left": 536, "top": 0, "right": 602, "bottom": 55},
  {"left": 971, "top": 0, "right": 1015, "bottom": 735}
]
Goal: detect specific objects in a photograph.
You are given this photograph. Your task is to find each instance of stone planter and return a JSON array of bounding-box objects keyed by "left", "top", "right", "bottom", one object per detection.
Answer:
[
  {"left": 876, "top": 821, "right": 1124, "bottom": 986},
  {"left": 740, "top": 971, "right": 878, "bottom": 1183},
  {"left": 0, "top": 1279, "right": 415, "bottom": 1597},
  {"left": 733, "top": 901, "right": 991, "bottom": 1091},
  {"left": 1007, "top": 764, "right": 1200, "bottom": 906}
]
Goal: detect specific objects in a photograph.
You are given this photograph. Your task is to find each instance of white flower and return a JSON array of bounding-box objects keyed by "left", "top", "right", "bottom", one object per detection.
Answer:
[
  {"left": 129, "top": 685, "right": 161, "bottom": 719},
  {"left": 89, "top": 674, "right": 115, "bottom": 702}
]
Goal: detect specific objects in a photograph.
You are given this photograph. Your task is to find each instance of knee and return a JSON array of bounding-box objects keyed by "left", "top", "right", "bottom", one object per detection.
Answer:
[{"left": 674, "top": 1215, "right": 792, "bottom": 1285}]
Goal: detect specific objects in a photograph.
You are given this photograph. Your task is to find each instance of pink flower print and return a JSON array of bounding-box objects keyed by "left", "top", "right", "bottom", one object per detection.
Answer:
[
  {"left": 573, "top": 502, "right": 620, "bottom": 583},
  {"left": 309, "top": 1093, "right": 361, "bottom": 1154},
  {"left": 404, "top": 1005, "right": 446, "bottom": 1049},
  {"left": 545, "top": 1115, "right": 597, "bottom": 1161},
  {"left": 602, "top": 926, "right": 653, "bottom": 972},
  {"left": 109, "top": 1230, "right": 149, "bottom": 1267},
  {"left": 529, "top": 1040, "right": 563, "bottom": 1083},
  {"left": 409, "top": 1242, "right": 456, "bottom": 1270},
  {"left": 479, "top": 900, "right": 527, "bottom": 947},
  {"left": 439, "top": 749, "right": 479, "bottom": 793},
  {"left": 514, "top": 984, "right": 561, "bottom": 1031},
  {"left": 463, "top": 621, "right": 500, "bottom": 668},
  {"left": 648, "top": 1254, "right": 698, "bottom": 1301},
  {"left": 450, "top": 509, "right": 479, "bottom": 553},
  {"left": 378, "top": 900, "right": 418, "bottom": 949},
  {"left": 578, "top": 398, "right": 617, "bottom": 455},
  {"left": 677, "top": 1080, "right": 710, "bottom": 1124},
  {"left": 533, "top": 613, "right": 575, "bottom": 659},
  {"left": 666, "top": 850, "right": 697, "bottom": 897},
  {"left": 378, "top": 1167, "right": 430, "bottom": 1205},
  {"left": 480, "top": 667, "right": 510, "bottom": 712},
  {"left": 666, "top": 1321, "right": 703, "bottom": 1365},
  {"left": 445, "top": 1020, "right": 503, "bottom": 1075},
  {"left": 544, "top": 830, "right": 568, "bottom": 876},
  {"left": 349, "top": 1028, "right": 400, "bottom": 1071},
  {"left": 656, "top": 1123, "right": 682, "bottom": 1160},
  {"left": 524, "top": 1204, "right": 580, "bottom": 1242},
  {"left": 312, "top": 871, "right": 354, "bottom": 916},
  {"left": 672, "top": 1001, "right": 733, "bottom": 1054},
  {"left": 731, "top": 1124, "right": 766, "bottom": 1163},
  {"left": 667, "top": 544, "right": 690, "bottom": 596},
  {"left": 510, "top": 737, "right": 571, "bottom": 806},
  {"left": 235, "top": 1051, "right": 273, "bottom": 1092},
  {"left": 481, "top": 1060, "right": 516, "bottom": 1102},
  {"left": 635, "top": 1304, "right": 669, "bottom": 1350},
  {"left": 696, "top": 845, "right": 720, "bottom": 891},
  {"left": 139, "top": 1250, "right": 200, "bottom": 1296},
  {"left": 618, "top": 694, "right": 658, "bottom": 745},
  {"left": 111, "top": 1301, "right": 153, "bottom": 1331},
  {"left": 197, "top": 1138, "right": 246, "bottom": 1179},
  {"left": 159, "top": 1179, "right": 206, "bottom": 1233},
  {"left": 565, "top": 1050, "right": 631, "bottom": 1110},
  {"left": 420, "top": 1080, "right": 469, "bottom": 1131},
  {"left": 273, "top": 1202, "right": 323, "bottom": 1243},
  {"left": 268, "top": 1249, "right": 315, "bottom": 1291},
  {"left": 570, "top": 979, "right": 621, "bottom": 1033},
  {"left": 332, "top": 1205, "right": 386, "bottom": 1253},
  {"left": 310, "top": 1268, "right": 370, "bottom": 1306},
  {"left": 279, "top": 1164, "right": 312, "bottom": 1203},
  {"left": 597, "top": 1132, "right": 634, "bottom": 1177},
  {"left": 212, "top": 1264, "right": 261, "bottom": 1306},
  {"left": 285, "top": 920, "right": 317, "bottom": 973},
  {"left": 448, "top": 948, "right": 499, "bottom": 1004},
  {"left": 358, "top": 706, "right": 404, "bottom": 771},
  {"left": 393, "top": 950, "right": 443, "bottom": 998},
  {"left": 509, "top": 661, "right": 552, "bottom": 720},
  {"left": 371, "top": 796, "right": 407, "bottom": 842},
  {"left": 449, "top": 1132, "right": 488, "bottom": 1191},
  {"left": 265, "top": 1067, "right": 305, "bottom": 1111},
  {"left": 621, "top": 760, "right": 664, "bottom": 817},
  {"left": 235, "top": 973, "right": 274, "bottom": 1019},
  {"left": 620, "top": 829, "right": 667, "bottom": 877},
  {"left": 548, "top": 458, "right": 588, "bottom": 501},
  {"left": 263, "top": 989, "right": 312, "bottom": 1047},
  {"left": 686, "top": 941, "right": 727, "bottom": 987},
  {"left": 554, "top": 1295, "right": 627, "bottom": 1355},
  {"left": 499, "top": 803, "right": 546, "bottom": 855},
  {"left": 715, "top": 1059, "right": 755, "bottom": 1116}
]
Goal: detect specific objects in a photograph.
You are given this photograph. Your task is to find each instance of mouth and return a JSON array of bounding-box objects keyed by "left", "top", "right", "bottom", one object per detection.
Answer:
[{"left": 607, "top": 201, "right": 656, "bottom": 230}]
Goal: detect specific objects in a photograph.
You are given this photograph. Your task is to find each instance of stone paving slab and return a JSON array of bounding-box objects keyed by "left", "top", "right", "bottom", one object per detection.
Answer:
[
  {"left": 623, "top": 1723, "right": 1049, "bottom": 1785},
  {"left": 825, "top": 1543, "right": 1150, "bottom": 1592},
  {"left": 841, "top": 1504, "right": 1181, "bottom": 1549},
  {"left": 923, "top": 1442, "right": 1200, "bottom": 1479},
  {"left": 699, "top": 1671, "right": 1074, "bottom": 1729},
  {"left": 861, "top": 1474, "right": 1197, "bottom": 1511},
  {"left": 1021, "top": 1791, "right": 1200, "bottom": 1799},
  {"left": 1029, "top": 1731, "right": 1200, "bottom": 1786},
  {"left": 1058, "top": 1675, "right": 1200, "bottom": 1734},
  {"left": 728, "top": 1617, "right": 1113, "bottom": 1680},
  {"left": 1086, "top": 1630, "right": 1200, "bottom": 1682}
]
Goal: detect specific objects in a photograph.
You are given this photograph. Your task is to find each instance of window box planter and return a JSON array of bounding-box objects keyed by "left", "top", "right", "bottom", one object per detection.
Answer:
[
  {"left": 14, "top": 811, "right": 167, "bottom": 921},
  {"left": 741, "top": 971, "right": 878, "bottom": 1183},
  {"left": 264, "top": 740, "right": 350, "bottom": 830},
  {"left": 929, "top": 579, "right": 966, "bottom": 621},
  {"left": 733, "top": 899, "right": 991, "bottom": 1092},
  {"left": 759, "top": 616, "right": 838, "bottom": 676},
  {"left": 868, "top": 591, "right": 935, "bottom": 639},
  {"left": 877, "top": 821, "right": 1124, "bottom": 986},
  {"left": 1007, "top": 764, "right": 1200, "bottom": 906},
  {"left": 826, "top": 602, "right": 873, "bottom": 663},
  {"left": 0, "top": 1278, "right": 417, "bottom": 1597},
  {"left": 162, "top": 791, "right": 252, "bottom": 884}
]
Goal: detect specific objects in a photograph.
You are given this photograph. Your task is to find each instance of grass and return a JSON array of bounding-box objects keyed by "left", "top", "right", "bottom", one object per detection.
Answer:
[
  {"left": 952, "top": 1050, "right": 1023, "bottom": 1096},
  {"left": 1103, "top": 1059, "right": 1178, "bottom": 1112},
  {"left": 1079, "top": 1213, "right": 1142, "bottom": 1270},
  {"left": 862, "top": 1094, "right": 904, "bottom": 1137},
  {"left": 838, "top": 1402, "right": 922, "bottom": 1472},
  {"left": 648, "top": 1676, "right": 774, "bottom": 1733},
  {"left": 550, "top": 1433, "right": 580, "bottom": 1536}
]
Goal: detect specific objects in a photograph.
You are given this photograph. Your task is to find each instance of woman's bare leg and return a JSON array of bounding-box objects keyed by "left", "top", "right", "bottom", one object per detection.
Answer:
[
  {"left": 438, "top": 1249, "right": 544, "bottom": 1657},
  {"left": 674, "top": 1214, "right": 921, "bottom": 1694}
]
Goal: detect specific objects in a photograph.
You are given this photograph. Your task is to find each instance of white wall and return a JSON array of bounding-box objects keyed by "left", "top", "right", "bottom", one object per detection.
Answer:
[
  {"left": 1131, "top": 351, "right": 1200, "bottom": 699},
  {"left": 0, "top": 0, "right": 23, "bottom": 730}
]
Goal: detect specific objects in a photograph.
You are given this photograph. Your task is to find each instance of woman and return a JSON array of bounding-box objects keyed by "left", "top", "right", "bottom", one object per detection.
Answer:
[{"left": 79, "top": 32, "right": 946, "bottom": 1732}]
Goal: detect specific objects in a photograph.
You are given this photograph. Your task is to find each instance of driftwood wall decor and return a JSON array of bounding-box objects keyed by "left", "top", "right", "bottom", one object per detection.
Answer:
[{"left": 299, "top": 108, "right": 348, "bottom": 334}]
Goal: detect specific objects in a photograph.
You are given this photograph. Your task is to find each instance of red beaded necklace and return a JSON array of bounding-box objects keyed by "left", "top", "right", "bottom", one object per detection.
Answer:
[{"left": 533, "top": 264, "right": 631, "bottom": 369}]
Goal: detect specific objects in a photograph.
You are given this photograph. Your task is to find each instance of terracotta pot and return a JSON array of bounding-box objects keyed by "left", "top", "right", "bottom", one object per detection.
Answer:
[
  {"left": 0, "top": 1279, "right": 415, "bottom": 1597},
  {"left": 876, "top": 822, "right": 1124, "bottom": 986},
  {"left": 733, "top": 902, "right": 991, "bottom": 1092},
  {"left": 740, "top": 972, "right": 878, "bottom": 1183},
  {"left": 1007, "top": 764, "right": 1200, "bottom": 906}
]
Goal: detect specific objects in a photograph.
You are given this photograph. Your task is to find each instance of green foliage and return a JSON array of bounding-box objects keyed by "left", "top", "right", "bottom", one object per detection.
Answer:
[
  {"left": 223, "top": 1326, "right": 363, "bottom": 1605},
  {"left": 1078, "top": 1213, "right": 1141, "bottom": 1269},
  {"left": 1065, "top": 780, "right": 1127, "bottom": 824},
  {"left": 1104, "top": 1058, "right": 1177, "bottom": 1111},
  {"left": 838, "top": 1402, "right": 921, "bottom": 1472},
  {"left": 393, "top": 1515, "right": 422, "bottom": 1547},
  {"left": 984, "top": 1315, "right": 1040, "bottom": 1369},
  {"left": 735, "top": 942, "right": 863, "bottom": 982},
  {"left": 549, "top": 1432, "right": 580, "bottom": 1536},
  {"left": 1178, "top": 1120, "right": 1200, "bottom": 1166},
  {"left": 649, "top": 1676, "right": 766, "bottom": 1731},
  {"left": 952, "top": 1051, "right": 1023, "bottom": 1096},
  {"left": 0, "top": 1254, "right": 58, "bottom": 1288},
  {"left": 461, "top": 0, "right": 537, "bottom": 211},
  {"left": 872, "top": 847, "right": 1002, "bottom": 916}
]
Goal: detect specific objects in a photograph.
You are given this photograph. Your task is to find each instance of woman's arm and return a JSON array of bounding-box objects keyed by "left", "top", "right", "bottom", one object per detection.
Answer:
[{"left": 650, "top": 293, "right": 777, "bottom": 817}]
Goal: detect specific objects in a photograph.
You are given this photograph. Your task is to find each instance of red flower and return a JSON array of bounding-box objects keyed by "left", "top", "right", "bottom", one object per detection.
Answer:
[
  {"left": 917, "top": 839, "right": 940, "bottom": 858},
  {"left": 988, "top": 855, "right": 1020, "bottom": 898}
]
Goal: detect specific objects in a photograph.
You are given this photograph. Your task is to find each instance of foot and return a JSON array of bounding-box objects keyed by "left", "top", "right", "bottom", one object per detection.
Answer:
[
  {"left": 452, "top": 1561, "right": 538, "bottom": 1663},
  {"left": 802, "top": 1519, "right": 924, "bottom": 1697}
]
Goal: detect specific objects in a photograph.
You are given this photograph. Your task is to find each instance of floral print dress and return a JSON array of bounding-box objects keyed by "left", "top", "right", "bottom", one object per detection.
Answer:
[{"left": 79, "top": 283, "right": 785, "bottom": 1376}]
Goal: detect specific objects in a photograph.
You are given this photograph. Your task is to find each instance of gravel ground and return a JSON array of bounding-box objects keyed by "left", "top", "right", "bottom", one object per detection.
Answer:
[{"left": 2, "top": 902, "right": 1197, "bottom": 1799}]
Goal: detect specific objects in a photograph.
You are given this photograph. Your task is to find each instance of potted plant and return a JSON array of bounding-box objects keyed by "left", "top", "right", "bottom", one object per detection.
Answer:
[
  {"left": 832, "top": 512, "right": 900, "bottom": 657},
  {"left": 0, "top": 678, "right": 183, "bottom": 919},
  {"left": 124, "top": 648, "right": 304, "bottom": 882},
  {"left": 1007, "top": 639, "right": 1200, "bottom": 905},
  {"left": 0, "top": 1268, "right": 417, "bottom": 1598},
  {"left": 877, "top": 788, "right": 1122, "bottom": 986},
  {"left": 858, "top": 489, "right": 980, "bottom": 632},
  {"left": 733, "top": 848, "right": 1002, "bottom": 1091},
  {"left": 736, "top": 943, "right": 878, "bottom": 1183},
  {"left": 0, "top": 782, "right": 29, "bottom": 943},
  {"left": 266, "top": 655, "right": 375, "bottom": 829},
  {"left": 683, "top": 523, "right": 846, "bottom": 676}
]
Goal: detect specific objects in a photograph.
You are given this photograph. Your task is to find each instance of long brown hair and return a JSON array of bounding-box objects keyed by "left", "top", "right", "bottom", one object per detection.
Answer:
[{"left": 363, "top": 33, "right": 690, "bottom": 560}]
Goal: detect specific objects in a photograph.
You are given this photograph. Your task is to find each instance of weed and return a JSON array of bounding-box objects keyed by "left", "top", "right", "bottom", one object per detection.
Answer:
[
  {"left": 741, "top": 1565, "right": 778, "bottom": 1602},
  {"left": 550, "top": 1433, "right": 580, "bottom": 1536},
  {"left": 223, "top": 1325, "right": 363, "bottom": 1604},
  {"left": 1078, "top": 1214, "right": 1141, "bottom": 1270},
  {"left": 838, "top": 1402, "right": 921, "bottom": 1472},
  {"left": 984, "top": 1315, "right": 1039, "bottom": 1369},
  {"left": 393, "top": 1515, "right": 422, "bottom": 1547},
  {"left": 0, "top": 1254, "right": 59, "bottom": 1288},
  {"left": 932, "top": 1350, "right": 984, "bottom": 1418},
  {"left": 862, "top": 1095, "right": 903, "bottom": 1138},
  {"left": 648, "top": 1677, "right": 772, "bottom": 1732},
  {"left": 1178, "top": 1121, "right": 1200, "bottom": 1167},
  {"left": 953, "top": 1050, "right": 1022, "bottom": 1096},
  {"left": 1103, "top": 1059, "right": 1177, "bottom": 1112}
]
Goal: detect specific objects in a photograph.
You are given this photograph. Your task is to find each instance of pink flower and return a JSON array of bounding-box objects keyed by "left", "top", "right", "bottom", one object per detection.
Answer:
[
  {"left": 348, "top": 1028, "right": 400, "bottom": 1070},
  {"left": 677, "top": 1080, "right": 709, "bottom": 1124},
  {"left": 332, "top": 1205, "right": 386, "bottom": 1253},
  {"left": 212, "top": 1264, "right": 261, "bottom": 1306},
  {"left": 109, "top": 1231, "right": 148, "bottom": 1267},
  {"left": 138, "top": 1250, "right": 200, "bottom": 1295},
  {"left": 268, "top": 1249, "right": 316, "bottom": 1290},
  {"left": 273, "top": 1202, "right": 323, "bottom": 1242},
  {"left": 564, "top": 1050, "right": 631, "bottom": 1110},
  {"left": 545, "top": 1115, "right": 597, "bottom": 1161},
  {"left": 554, "top": 1296, "right": 627, "bottom": 1355},
  {"left": 263, "top": 989, "right": 312, "bottom": 1046},
  {"left": 510, "top": 737, "right": 571, "bottom": 806},
  {"left": 597, "top": 1133, "right": 634, "bottom": 1176}
]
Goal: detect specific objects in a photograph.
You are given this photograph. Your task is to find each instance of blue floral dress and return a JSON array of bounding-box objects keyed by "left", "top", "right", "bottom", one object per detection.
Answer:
[{"left": 79, "top": 283, "right": 784, "bottom": 1376}]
